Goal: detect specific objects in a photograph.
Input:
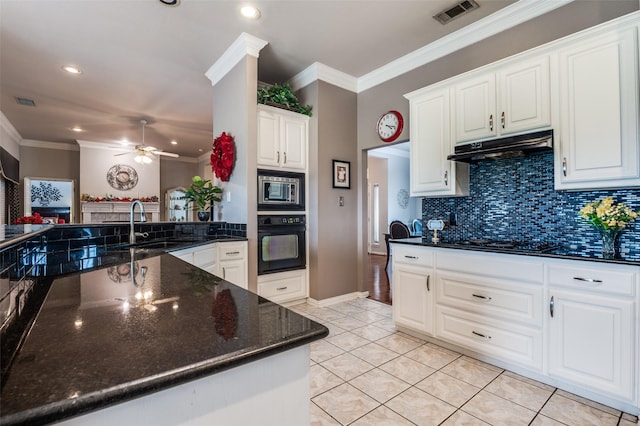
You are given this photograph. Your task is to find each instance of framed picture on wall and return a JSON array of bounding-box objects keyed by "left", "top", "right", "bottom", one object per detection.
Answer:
[{"left": 332, "top": 160, "right": 350, "bottom": 189}]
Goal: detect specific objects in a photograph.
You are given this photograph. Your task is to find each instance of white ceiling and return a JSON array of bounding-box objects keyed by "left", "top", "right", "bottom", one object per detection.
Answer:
[{"left": 1, "top": 0, "right": 533, "bottom": 159}]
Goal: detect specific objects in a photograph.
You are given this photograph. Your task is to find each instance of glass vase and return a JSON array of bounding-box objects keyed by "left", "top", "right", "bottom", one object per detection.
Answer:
[
  {"left": 599, "top": 228, "right": 620, "bottom": 259},
  {"left": 197, "top": 211, "right": 210, "bottom": 222}
]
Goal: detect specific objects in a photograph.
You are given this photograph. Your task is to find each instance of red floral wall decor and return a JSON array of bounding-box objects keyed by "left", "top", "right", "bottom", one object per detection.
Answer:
[{"left": 211, "top": 132, "right": 235, "bottom": 182}]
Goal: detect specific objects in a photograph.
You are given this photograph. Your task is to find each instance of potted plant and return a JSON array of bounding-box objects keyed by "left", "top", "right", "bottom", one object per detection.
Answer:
[
  {"left": 257, "top": 82, "right": 313, "bottom": 117},
  {"left": 182, "top": 176, "right": 223, "bottom": 221}
]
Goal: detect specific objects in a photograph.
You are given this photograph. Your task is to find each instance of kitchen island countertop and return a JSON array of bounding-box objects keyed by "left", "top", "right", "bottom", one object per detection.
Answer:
[{"left": 0, "top": 249, "right": 327, "bottom": 425}]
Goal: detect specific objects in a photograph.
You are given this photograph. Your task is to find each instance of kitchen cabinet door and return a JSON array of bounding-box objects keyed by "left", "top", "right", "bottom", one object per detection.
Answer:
[
  {"left": 257, "top": 107, "right": 281, "bottom": 169},
  {"left": 454, "top": 56, "right": 550, "bottom": 144},
  {"left": 279, "top": 114, "right": 307, "bottom": 171},
  {"left": 391, "top": 245, "right": 435, "bottom": 335},
  {"left": 555, "top": 27, "right": 640, "bottom": 190},
  {"left": 393, "top": 262, "right": 434, "bottom": 335},
  {"left": 405, "top": 86, "right": 468, "bottom": 197},
  {"left": 217, "top": 241, "right": 248, "bottom": 289},
  {"left": 454, "top": 73, "right": 496, "bottom": 143},
  {"left": 257, "top": 105, "right": 308, "bottom": 171},
  {"left": 547, "top": 288, "right": 635, "bottom": 401},
  {"left": 498, "top": 56, "right": 551, "bottom": 135}
]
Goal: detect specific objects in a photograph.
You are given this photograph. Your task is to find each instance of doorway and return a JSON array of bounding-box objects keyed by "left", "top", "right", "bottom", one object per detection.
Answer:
[{"left": 365, "top": 142, "right": 419, "bottom": 304}]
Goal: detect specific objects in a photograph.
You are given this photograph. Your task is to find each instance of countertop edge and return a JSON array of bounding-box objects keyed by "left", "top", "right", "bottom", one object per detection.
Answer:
[
  {"left": 390, "top": 237, "right": 640, "bottom": 266},
  {"left": 1, "top": 316, "right": 328, "bottom": 426}
]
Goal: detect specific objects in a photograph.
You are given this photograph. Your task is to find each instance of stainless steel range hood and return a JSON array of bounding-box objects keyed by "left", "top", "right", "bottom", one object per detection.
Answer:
[{"left": 447, "top": 129, "right": 553, "bottom": 163}]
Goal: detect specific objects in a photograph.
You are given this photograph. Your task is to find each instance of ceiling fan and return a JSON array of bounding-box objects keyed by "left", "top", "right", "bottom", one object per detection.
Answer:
[{"left": 115, "top": 119, "right": 179, "bottom": 163}]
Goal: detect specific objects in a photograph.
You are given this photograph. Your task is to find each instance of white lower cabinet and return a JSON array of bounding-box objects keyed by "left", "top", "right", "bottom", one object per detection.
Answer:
[
  {"left": 258, "top": 269, "right": 307, "bottom": 304},
  {"left": 217, "top": 241, "right": 248, "bottom": 289},
  {"left": 170, "top": 241, "right": 248, "bottom": 289},
  {"left": 547, "top": 260, "right": 637, "bottom": 402},
  {"left": 435, "top": 250, "right": 544, "bottom": 370},
  {"left": 392, "top": 245, "right": 434, "bottom": 335},
  {"left": 391, "top": 243, "right": 639, "bottom": 412}
]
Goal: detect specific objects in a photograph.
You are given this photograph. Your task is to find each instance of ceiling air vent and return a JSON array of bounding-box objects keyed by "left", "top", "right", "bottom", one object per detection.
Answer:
[
  {"left": 433, "top": 0, "right": 480, "bottom": 25},
  {"left": 15, "top": 97, "right": 36, "bottom": 107}
]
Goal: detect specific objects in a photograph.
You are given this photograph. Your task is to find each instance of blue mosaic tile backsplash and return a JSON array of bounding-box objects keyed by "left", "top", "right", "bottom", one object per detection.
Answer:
[{"left": 421, "top": 151, "right": 640, "bottom": 260}]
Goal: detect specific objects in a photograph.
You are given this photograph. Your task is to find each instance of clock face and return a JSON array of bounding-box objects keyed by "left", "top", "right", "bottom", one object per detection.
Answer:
[{"left": 376, "top": 110, "right": 404, "bottom": 142}]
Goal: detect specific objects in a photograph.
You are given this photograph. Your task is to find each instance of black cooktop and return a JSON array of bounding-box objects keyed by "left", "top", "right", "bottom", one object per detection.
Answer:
[{"left": 448, "top": 239, "right": 559, "bottom": 253}]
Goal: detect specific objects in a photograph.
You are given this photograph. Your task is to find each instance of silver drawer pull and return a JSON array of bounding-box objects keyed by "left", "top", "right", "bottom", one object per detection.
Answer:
[
  {"left": 472, "top": 293, "right": 492, "bottom": 301},
  {"left": 472, "top": 331, "right": 491, "bottom": 339},
  {"left": 226, "top": 251, "right": 240, "bottom": 255},
  {"left": 276, "top": 286, "right": 288, "bottom": 291},
  {"left": 404, "top": 255, "right": 418, "bottom": 259},
  {"left": 573, "top": 277, "right": 603, "bottom": 283}
]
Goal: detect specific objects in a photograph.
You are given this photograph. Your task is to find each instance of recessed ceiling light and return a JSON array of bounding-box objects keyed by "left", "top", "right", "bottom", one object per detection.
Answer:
[
  {"left": 240, "top": 5, "right": 261, "bottom": 19},
  {"left": 62, "top": 65, "right": 82, "bottom": 75},
  {"left": 71, "top": 126, "right": 83, "bottom": 132},
  {"left": 171, "top": 140, "right": 178, "bottom": 145},
  {"left": 198, "top": 148, "right": 203, "bottom": 152},
  {"left": 159, "top": 0, "right": 180, "bottom": 6},
  {"left": 120, "top": 139, "right": 130, "bottom": 146}
]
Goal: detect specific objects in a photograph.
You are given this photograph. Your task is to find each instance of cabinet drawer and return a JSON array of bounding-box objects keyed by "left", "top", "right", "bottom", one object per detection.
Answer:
[
  {"left": 391, "top": 245, "right": 434, "bottom": 267},
  {"left": 436, "top": 305, "right": 542, "bottom": 370},
  {"left": 547, "top": 261, "right": 636, "bottom": 297},
  {"left": 437, "top": 250, "right": 543, "bottom": 283},
  {"left": 218, "top": 242, "right": 246, "bottom": 261},
  {"left": 436, "top": 271, "right": 542, "bottom": 326},
  {"left": 258, "top": 271, "right": 306, "bottom": 301},
  {"left": 193, "top": 244, "right": 217, "bottom": 268}
]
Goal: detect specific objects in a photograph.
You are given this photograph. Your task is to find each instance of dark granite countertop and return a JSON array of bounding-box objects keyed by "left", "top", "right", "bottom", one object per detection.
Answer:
[
  {"left": 0, "top": 225, "right": 53, "bottom": 250},
  {"left": 0, "top": 250, "right": 327, "bottom": 425},
  {"left": 391, "top": 237, "right": 640, "bottom": 266}
]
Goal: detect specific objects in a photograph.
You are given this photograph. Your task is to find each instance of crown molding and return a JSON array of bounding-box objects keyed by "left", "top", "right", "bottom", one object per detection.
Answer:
[
  {"left": 289, "top": 62, "right": 358, "bottom": 92},
  {"left": 21, "top": 139, "right": 79, "bottom": 151},
  {"left": 357, "top": 0, "right": 573, "bottom": 92},
  {"left": 0, "top": 111, "right": 22, "bottom": 145},
  {"left": 205, "top": 32, "right": 268, "bottom": 86}
]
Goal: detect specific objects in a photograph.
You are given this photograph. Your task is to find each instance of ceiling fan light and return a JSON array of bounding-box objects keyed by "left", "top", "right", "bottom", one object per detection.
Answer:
[
  {"left": 134, "top": 154, "right": 144, "bottom": 164},
  {"left": 142, "top": 155, "right": 152, "bottom": 164}
]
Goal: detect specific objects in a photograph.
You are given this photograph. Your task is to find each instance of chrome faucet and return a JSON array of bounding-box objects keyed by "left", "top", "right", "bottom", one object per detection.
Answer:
[{"left": 129, "top": 200, "right": 148, "bottom": 245}]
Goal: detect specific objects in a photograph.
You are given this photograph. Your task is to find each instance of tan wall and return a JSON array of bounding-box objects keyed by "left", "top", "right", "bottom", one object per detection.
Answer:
[
  {"left": 301, "top": 81, "right": 358, "bottom": 301},
  {"left": 355, "top": 0, "right": 639, "bottom": 292},
  {"left": 19, "top": 145, "right": 80, "bottom": 220}
]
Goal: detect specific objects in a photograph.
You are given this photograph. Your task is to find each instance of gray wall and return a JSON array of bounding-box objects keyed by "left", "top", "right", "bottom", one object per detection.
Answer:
[
  {"left": 213, "top": 56, "right": 259, "bottom": 290},
  {"left": 300, "top": 80, "right": 358, "bottom": 301},
  {"left": 355, "top": 0, "right": 639, "bottom": 293}
]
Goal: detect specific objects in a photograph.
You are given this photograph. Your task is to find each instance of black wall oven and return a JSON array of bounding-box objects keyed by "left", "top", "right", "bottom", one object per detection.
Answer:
[
  {"left": 257, "top": 215, "right": 306, "bottom": 275},
  {"left": 257, "top": 169, "right": 305, "bottom": 211}
]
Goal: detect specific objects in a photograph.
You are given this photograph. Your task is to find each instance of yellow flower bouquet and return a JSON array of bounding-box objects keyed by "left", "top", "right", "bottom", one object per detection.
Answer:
[
  {"left": 579, "top": 197, "right": 638, "bottom": 231},
  {"left": 579, "top": 197, "right": 638, "bottom": 258}
]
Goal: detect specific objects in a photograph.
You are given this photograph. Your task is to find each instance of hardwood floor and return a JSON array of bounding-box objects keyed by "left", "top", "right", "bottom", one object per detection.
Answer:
[{"left": 366, "top": 254, "right": 392, "bottom": 305}]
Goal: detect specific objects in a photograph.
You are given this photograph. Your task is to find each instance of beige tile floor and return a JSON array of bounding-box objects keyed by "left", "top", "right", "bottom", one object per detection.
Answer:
[{"left": 288, "top": 298, "right": 639, "bottom": 426}]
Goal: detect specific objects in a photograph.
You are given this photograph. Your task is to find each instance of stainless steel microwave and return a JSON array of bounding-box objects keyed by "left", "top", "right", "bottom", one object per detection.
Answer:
[{"left": 257, "top": 169, "right": 305, "bottom": 211}]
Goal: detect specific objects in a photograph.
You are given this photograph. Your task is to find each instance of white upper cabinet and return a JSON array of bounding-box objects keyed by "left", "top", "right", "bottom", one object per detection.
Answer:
[
  {"left": 404, "top": 86, "right": 469, "bottom": 197},
  {"left": 257, "top": 104, "right": 308, "bottom": 171},
  {"left": 453, "top": 56, "right": 551, "bottom": 144},
  {"left": 554, "top": 27, "right": 640, "bottom": 190}
]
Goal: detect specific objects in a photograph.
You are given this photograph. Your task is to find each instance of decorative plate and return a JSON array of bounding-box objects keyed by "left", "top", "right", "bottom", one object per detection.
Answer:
[
  {"left": 397, "top": 188, "right": 409, "bottom": 209},
  {"left": 106, "top": 164, "right": 138, "bottom": 191}
]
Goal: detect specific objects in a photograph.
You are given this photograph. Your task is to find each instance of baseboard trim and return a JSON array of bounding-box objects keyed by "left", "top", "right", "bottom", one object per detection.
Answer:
[{"left": 307, "top": 291, "right": 369, "bottom": 308}]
